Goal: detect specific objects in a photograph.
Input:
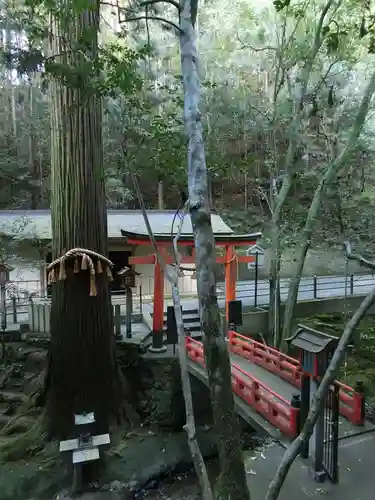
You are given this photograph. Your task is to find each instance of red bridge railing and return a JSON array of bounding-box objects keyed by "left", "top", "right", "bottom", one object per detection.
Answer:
[
  {"left": 185, "top": 336, "right": 300, "bottom": 438},
  {"left": 228, "top": 330, "right": 365, "bottom": 426}
]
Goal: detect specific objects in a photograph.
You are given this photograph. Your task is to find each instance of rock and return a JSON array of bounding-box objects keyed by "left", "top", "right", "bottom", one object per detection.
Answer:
[{"left": 109, "top": 480, "right": 124, "bottom": 491}]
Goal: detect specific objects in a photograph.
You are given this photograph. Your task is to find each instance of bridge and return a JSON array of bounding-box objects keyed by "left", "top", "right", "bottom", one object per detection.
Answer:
[{"left": 186, "top": 331, "right": 374, "bottom": 446}]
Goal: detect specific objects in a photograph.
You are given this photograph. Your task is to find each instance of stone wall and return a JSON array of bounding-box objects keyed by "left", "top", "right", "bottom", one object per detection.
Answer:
[{"left": 117, "top": 344, "right": 212, "bottom": 429}]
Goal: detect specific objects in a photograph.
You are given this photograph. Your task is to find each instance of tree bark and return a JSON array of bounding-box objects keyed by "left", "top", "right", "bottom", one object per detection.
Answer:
[
  {"left": 45, "top": 0, "right": 119, "bottom": 439},
  {"left": 281, "top": 71, "right": 375, "bottom": 344},
  {"left": 266, "top": 284, "right": 375, "bottom": 500},
  {"left": 179, "top": 2, "right": 250, "bottom": 499}
]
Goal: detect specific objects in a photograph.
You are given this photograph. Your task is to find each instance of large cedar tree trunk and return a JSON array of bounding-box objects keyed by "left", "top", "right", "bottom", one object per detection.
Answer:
[
  {"left": 179, "top": 2, "right": 250, "bottom": 499},
  {"left": 45, "top": 1, "right": 119, "bottom": 439}
]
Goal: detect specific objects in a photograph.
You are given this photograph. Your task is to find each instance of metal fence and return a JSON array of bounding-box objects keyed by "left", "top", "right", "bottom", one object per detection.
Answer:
[
  {"left": 4, "top": 273, "right": 375, "bottom": 329},
  {"left": 2, "top": 273, "right": 198, "bottom": 327},
  {"left": 216, "top": 273, "right": 375, "bottom": 308}
]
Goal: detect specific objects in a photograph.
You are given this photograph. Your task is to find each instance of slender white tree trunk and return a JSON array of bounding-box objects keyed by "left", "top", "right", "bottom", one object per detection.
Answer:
[{"left": 179, "top": 2, "right": 250, "bottom": 499}]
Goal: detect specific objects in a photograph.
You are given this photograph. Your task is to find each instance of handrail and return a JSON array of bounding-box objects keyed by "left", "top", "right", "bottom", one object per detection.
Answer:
[
  {"left": 229, "top": 330, "right": 298, "bottom": 365},
  {"left": 185, "top": 336, "right": 300, "bottom": 438},
  {"left": 227, "top": 330, "right": 365, "bottom": 426},
  {"left": 231, "top": 361, "right": 290, "bottom": 406}
]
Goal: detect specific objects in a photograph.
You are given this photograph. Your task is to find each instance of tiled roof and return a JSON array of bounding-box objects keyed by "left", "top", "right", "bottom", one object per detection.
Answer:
[{"left": 0, "top": 209, "right": 234, "bottom": 240}]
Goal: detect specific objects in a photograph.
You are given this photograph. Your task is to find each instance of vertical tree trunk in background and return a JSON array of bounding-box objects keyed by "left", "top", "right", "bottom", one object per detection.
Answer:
[
  {"left": 157, "top": 180, "right": 164, "bottom": 209},
  {"left": 281, "top": 71, "right": 375, "bottom": 344},
  {"left": 45, "top": 0, "right": 119, "bottom": 439},
  {"left": 268, "top": 176, "right": 292, "bottom": 347},
  {"left": 29, "top": 82, "right": 40, "bottom": 209},
  {"left": 179, "top": 2, "right": 250, "bottom": 499}
]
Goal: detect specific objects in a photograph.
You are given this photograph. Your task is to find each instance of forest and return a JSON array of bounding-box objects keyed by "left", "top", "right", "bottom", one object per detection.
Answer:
[{"left": 2, "top": 0, "right": 375, "bottom": 500}]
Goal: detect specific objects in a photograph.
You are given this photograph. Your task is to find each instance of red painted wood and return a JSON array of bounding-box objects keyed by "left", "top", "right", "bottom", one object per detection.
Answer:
[
  {"left": 227, "top": 330, "right": 365, "bottom": 426},
  {"left": 129, "top": 254, "right": 255, "bottom": 265},
  {"left": 225, "top": 245, "right": 237, "bottom": 321},
  {"left": 185, "top": 336, "right": 300, "bottom": 438},
  {"left": 125, "top": 237, "right": 257, "bottom": 247}
]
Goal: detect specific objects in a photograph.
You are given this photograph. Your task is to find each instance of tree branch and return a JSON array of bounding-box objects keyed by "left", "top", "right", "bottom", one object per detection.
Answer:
[
  {"left": 131, "top": 173, "right": 173, "bottom": 281},
  {"left": 266, "top": 285, "right": 375, "bottom": 500},
  {"left": 173, "top": 202, "right": 190, "bottom": 272},
  {"left": 139, "top": 0, "right": 180, "bottom": 10},
  {"left": 236, "top": 33, "right": 276, "bottom": 52},
  {"left": 344, "top": 241, "right": 375, "bottom": 270},
  {"left": 121, "top": 15, "right": 181, "bottom": 33}
]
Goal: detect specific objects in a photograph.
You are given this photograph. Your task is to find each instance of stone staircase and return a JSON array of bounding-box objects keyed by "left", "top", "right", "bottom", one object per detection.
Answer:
[{"left": 150, "top": 307, "right": 202, "bottom": 341}]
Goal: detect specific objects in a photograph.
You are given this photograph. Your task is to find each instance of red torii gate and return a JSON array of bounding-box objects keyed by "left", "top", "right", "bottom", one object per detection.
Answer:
[{"left": 122, "top": 230, "right": 261, "bottom": 350}]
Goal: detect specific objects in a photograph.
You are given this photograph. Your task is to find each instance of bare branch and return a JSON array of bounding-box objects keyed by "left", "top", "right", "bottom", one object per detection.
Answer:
[
  {"left": 253, "top": 187, "right": 273, "bottom": 215},
  {"left": 121, "top": 15, "right": 181, "bottom": 32},
  {"left": 139, "top": 0, "right": 180, "bottom": 10},
  {"left": 131, "top": 173, "right": 173, "bottom": 281},
  {"left": 344, "top": 241, "right": 375, "bottom": 270},
  {"left": 250, "top": 105, "right": 273, "bottom": 124},
  {"left": 172, "top": 202, "right": 190, "bottom": 273},
  {"left": 314, "top": 59, "right": 339, "bottom": 94},
  {"left": 266, "top": 285, "right": 375, "bottom": 500},
  {"left": 236, "top": 33, "right": 276, "bottom": 52}
]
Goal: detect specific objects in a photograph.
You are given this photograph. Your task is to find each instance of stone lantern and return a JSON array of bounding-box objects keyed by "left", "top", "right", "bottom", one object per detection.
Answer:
[{"left": 117, "top": 266, "right": 141, "bottom": 338}]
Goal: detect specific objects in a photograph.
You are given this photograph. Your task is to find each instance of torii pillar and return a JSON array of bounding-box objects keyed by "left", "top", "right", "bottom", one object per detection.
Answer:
[
  {"left": 150, "top": 254, "right": 166, "bottom": 352},
  {"left": 225, "top": 245, "right": 237, "bottom": 322}
]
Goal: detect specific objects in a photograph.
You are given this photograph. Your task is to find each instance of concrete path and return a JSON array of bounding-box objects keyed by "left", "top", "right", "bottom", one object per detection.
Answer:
[{"left": 246, "top": 432, "right": 375, "bottom": 499}]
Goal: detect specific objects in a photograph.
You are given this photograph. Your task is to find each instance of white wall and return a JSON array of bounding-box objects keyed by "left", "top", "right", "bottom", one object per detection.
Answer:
[
  {"left": 4, "top": 242, "right": 199, "bottom": 301},
  {"left": 7, "top": 247, "right": 43, "bottom": 297},
  {"left": 133, "top": 244, "right": 198, "bottom": 298}
]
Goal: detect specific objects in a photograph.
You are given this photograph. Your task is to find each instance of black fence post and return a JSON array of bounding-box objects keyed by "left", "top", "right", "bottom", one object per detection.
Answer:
[
  {"left": 355, "top": 380, "right": 365, "bottom": 425},
  {"left": 313, "top": 275, "right": 318, "bottom": 299},
  {"left": 254, "top": 252, "right": 258, "bottom": 308},
  {"left": 350, "top": 274, "right": 354, "bottom": 295},
  {"left": 299, "top": 374, "right": 311, "bottom": 458},
  {"left": 12, "top": 296, "right": 17, "bottom": 324}
]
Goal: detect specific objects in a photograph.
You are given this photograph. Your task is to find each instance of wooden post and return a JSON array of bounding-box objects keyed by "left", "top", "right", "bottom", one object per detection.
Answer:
[
  {"left": 126, "top": 286, "right": 132, "bottom": 338},
  {"left": 151, "top": 254, "right": 165, "bottom": 351},
  {"left": 225, "top": 245, "right": 237, "bottom": 321}
]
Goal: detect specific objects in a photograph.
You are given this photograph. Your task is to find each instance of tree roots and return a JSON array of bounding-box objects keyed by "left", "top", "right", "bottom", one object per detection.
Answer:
[{"left": 0, "top": 417, "right": 47, "bottom": 462}]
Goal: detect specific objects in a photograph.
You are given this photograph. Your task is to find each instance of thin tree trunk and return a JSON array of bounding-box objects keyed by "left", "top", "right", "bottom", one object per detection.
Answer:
[
  {"left": 172, "top": 282, "right": 213, "bottom": 500},
  {"left": 267, "top": 0, "right": 339, "bottom": 345},
  {"left": 266, "top": 285, "right": 375, "bottom": 500},
  {"left": 281, "top": 71, "right": 375, "bottom": 344},
  {"left": 45, "top": 0, "right": 119, "bottom": 439},
  {"left": 268, "top": 175, "right": 292, "bottom": 346},
  {"left": 157, "top": 180, "right": 164, "bottom": 210},
  {"left": 132, "top": 175, "right": 213, "bottom": 500},
  {"left": 29, "top": 82, "right": 40, "bottom": 209},
  {"left": 179, "top": 2, "right": 250, "bottom": 499}
]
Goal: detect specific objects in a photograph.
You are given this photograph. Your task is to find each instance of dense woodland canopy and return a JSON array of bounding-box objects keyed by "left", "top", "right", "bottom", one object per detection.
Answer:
[{"left": 1, "top": 0, "right": 375, "bottom": 249}]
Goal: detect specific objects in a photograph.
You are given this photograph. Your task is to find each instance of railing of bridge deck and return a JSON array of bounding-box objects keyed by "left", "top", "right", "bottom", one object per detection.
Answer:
[
  {"left": 228, "top": 330, "right": 365, "bottom": 426},
  {"left": 185, "top": 336, "right": 300, "bottom": 438}
]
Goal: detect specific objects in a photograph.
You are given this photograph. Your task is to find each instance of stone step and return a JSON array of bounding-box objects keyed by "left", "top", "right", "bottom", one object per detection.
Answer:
[
  {"left": 152, "top": 308, "right": 200, "bottom": 316},
  {"left": 163, "top": 313, "right": 200, "bottom": 322}
]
